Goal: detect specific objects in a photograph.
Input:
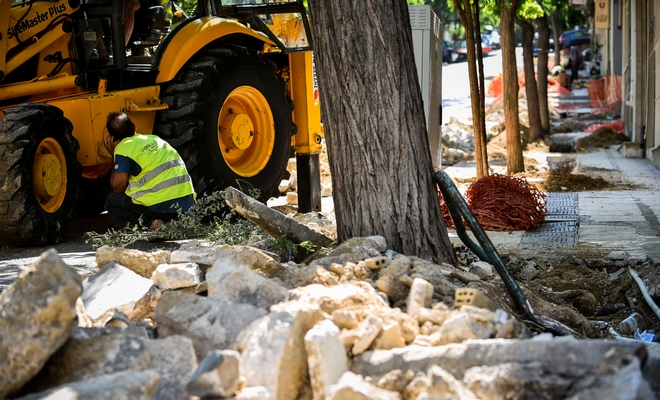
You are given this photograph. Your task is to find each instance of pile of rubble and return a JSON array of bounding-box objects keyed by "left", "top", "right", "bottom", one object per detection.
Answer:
[{"left": 1, "top": 230, "right": 658, "bottom": 399}]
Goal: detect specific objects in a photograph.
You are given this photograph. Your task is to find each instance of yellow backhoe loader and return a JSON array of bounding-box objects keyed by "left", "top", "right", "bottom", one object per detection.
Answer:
[{"left": 0, "top": 0, "right": 323, "bottom": 246}]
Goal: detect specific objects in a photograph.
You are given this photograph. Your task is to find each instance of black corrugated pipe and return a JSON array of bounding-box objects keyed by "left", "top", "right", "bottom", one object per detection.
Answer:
[{"left": 434, "top": 170, "right": 584, "bottom": 338}]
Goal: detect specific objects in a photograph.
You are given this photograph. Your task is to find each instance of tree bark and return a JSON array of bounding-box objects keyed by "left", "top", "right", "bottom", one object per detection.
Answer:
[
  {"left": 551, "top": 11, "right": 561, "bottom": 66},
  {"left": 517, "top": 19, "right": 543, "bottom": 143},
  {"left": 500, "top": 0, "right": 524, "bottom": 174},
  {"left": 535, "top": 16, "right": 551, "bottom": 134},
  {"left": 307, "top": 0, "right": 456, "bottom": 264},
  {"left": 452, "top": 0, "right": 489, "bottom": 178}
]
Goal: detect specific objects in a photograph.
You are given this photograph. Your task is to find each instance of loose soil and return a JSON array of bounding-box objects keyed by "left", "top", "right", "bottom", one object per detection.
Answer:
[{"left": 448, "top": 122, "right": 659, "bottom": 339}]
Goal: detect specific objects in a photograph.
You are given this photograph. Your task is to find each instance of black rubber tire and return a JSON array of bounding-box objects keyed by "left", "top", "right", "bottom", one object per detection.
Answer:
[
  {"left": 155, "top": 46, "right": 293, "bottom": 200},
  {"left": 0, "top": 104, "right": 81, "bottom": 246}
]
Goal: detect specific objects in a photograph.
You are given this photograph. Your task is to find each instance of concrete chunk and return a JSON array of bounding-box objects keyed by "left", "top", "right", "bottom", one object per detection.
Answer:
[
  {"left": 150, "top": 262, "right": 202, "bottom": 290},
  {"left": 207, "top": 254, "right": 288, "bottom": 309},
  {"left": 12, "top": 370, "right": 159, "bottom": 400},
  {"left": 326, "top": 372, "right": 401, "bottom": 400},
  {"left": 351, "top": 340, "right": 648, "bottom": 382},
  {"left": 146, "top": 335, "right": 198, "bottom": 400},
  {"left": 0, "top": 249, "right": 82, "bottom": 399},
  {"left": 186, "top": 350, "right": 241, "bottom": 398},
  {"left": 80, "top": 262, "right": 160, "bottom": 323},
  {"left": 241, "top": 301, "right": 326, "bottom": 400},
  {"left": 26, "top": 333, "right": 150, "bottom": 393},
  {"left": 152, "top": 291, "right": 267, "bottom": 360},
  {"left": 96, "top": 246, "right": 170, "bottom": 278},
  {"left": 304, "top": 320, "right": 349, "bottom": 400}
]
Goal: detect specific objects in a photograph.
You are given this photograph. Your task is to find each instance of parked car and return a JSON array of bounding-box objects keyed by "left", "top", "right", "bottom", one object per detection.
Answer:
[
  {"left": 559, "top": 28, "right": 591, "bottom": 48},
  {"left": 483, "top": 30, "right": 500, "bottom": 49},
  {"left": 454, "top": 39, "right": 492, "bottom": 62},
  {"left": 442, "top": 41, "right": 457, "bottom": 64}
]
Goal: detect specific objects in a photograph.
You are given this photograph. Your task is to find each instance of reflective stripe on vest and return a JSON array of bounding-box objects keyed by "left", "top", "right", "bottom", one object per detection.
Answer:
[
  {"left": 115, "top": 134, "right": 195, "bottom": 206},
  {"left": 126, "top": 159, "right": 186, "bottom": 192}
]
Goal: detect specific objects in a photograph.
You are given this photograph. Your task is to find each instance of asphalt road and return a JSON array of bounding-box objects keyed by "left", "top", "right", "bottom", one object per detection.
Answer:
[{"left": 0, "top": 213, "right": 181, "bottom": 292}]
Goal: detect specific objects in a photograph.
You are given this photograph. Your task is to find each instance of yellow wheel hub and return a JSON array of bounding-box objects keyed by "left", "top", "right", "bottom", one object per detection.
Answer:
[
  {"left": 217, "top": 86, "right": 275, "bottom": 177},
  {"left": 33, "top": 138, "right": 67, "bottom": 213},
  {"left": 224, "top": 113, "right": 255, "bottom": 150}
]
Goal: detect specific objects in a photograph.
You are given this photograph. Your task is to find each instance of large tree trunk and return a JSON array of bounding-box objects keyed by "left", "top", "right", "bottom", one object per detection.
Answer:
[
  {"left": 500, "top": 0, "right": 524, "bottom": 174},
  {"left": 307, "top": 0, "right": 457, "bottom": 264},
  {"left": 551, "top": 11, "right": 562, "bottom": 66},
  {"left": 452, "top": 0, "right": 489, "bottom": 178},
  {"left": 518, "top": 19, "right": 543, "bottom": 143},
  {"left": 535, "top": 16, "right": 551, "bottom": 134}
]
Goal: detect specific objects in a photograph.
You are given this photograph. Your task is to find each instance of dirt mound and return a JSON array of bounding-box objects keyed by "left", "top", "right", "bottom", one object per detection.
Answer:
[
  {"left": 541, "top": 172, "right": 611, "bottom": 192},
  {"left": 552, "top": 120, "right": 587, "bottom": 133},
  {"left": 577, "top": 127, "right": 626, "bottom": 151}
]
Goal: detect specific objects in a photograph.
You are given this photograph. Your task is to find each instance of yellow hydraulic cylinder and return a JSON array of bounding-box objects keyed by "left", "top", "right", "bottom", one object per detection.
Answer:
[
  {"left": 289, "top": 51, "right": 324, "bottom": 212},
  {"left": 0, "top": 74, "right": 81, "bottom": 102},
  {"left": 289, "top": 51, "right": 323, "bottom": 155}
]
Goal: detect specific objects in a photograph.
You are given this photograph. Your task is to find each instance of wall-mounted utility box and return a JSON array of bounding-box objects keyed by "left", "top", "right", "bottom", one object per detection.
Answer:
[{"left": 409, "top": 5, "right": 443, "bottom": 169}]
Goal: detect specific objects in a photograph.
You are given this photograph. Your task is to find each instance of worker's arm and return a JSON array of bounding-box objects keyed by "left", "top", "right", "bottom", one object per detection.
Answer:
[
  {"left": 109, "top": 171, "right": 129, "bottom": 194},
  {"left": 104, "top": 133, "right": 129, "bottom": 193}
]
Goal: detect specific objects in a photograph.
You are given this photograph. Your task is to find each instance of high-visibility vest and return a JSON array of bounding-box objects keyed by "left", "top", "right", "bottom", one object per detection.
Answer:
[{"left": 115, "top": 134, "right": 195, "bottom": 207}]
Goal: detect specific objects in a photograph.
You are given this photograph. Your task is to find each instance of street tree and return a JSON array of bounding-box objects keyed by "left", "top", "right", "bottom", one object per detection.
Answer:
[
  {"left": 452, "top": 0, "right": 489, "bottom": 178},
  {"left": 516, "top": 2, "right": 544, "bottom": 142},
  {"left": 535, "top": 13, "right": 551, "bottom": 133},
  {"left": 500, "top": 0, "right": 524, "bottom": 174},
  {"left": 307, "top": 0, "right": 457, "bottom": 264}
]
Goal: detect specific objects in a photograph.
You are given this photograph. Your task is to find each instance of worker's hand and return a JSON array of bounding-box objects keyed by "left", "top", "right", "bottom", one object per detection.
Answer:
[{"left": 104, "top": 134, "right": 117, "bottom": 155}]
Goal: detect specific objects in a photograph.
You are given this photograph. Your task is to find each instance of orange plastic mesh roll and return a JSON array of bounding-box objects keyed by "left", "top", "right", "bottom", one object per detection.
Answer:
[{"left": 440, "top": 174, "right": 547, "bottom": 232}]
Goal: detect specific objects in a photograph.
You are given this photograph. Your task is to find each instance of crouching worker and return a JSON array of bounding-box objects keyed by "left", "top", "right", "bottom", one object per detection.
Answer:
[{"left": 103, "top": 112, "right": 195, "bottom": 230}]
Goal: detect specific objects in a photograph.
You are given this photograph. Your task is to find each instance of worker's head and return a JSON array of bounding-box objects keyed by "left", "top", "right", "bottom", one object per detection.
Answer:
[{"left": 106, "top": 112, "right": 135, "bottom": 141}]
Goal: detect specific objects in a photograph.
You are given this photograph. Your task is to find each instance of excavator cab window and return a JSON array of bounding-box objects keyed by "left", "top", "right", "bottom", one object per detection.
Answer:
[{"left": 213, "top": 0, "right": 312, "bottom": 53}]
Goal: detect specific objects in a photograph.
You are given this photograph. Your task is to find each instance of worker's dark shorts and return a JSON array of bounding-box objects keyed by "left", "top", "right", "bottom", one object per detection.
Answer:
[{"left": 105, "top": 192, "right": 178, "bottom": 227}]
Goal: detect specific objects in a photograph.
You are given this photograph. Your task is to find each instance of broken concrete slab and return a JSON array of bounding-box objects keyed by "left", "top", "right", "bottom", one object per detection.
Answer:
[
  {"left": 288, "top": 282, "right": 389, "bottom": 314},
  {"left": 0, "top": 249, "right": 82, "bottom": 399},
  {"left": 152, "top": 291, "right": 267, "bottom": 360},
  {"left": 326, "top": 371, "right": 401, "bottom": 400},
  {"left": 26, "top": 332, "right": 150, "bottom": 393},
  {"left": 145, "top": 335, "right": 198, "bottom": 400},
  {"left": 224, "top": 186, "right": 335, "bottom": 247},
  {"left": 96, "top": 246, "right": 170, "bottom": 278},
  {"left": 150, "top": 262, "right": 203, "bottom": 290},
  {"left": 12, "top": 370, "right": 159, "bottom": 400},
  {"left": 240, "top": 301, "right": 326, "bottom": 400},
  {"left": 304, "top": 320, "right": 349, "bottom": 400},
  {"left": 351, "top": 339, "right": 648, "bottom": 382},
  {"left": 206, "top": 257, "right": 289, "bottom": 310},
  {"left": 186, "top": 349, "right": 241, "bottom": 399},
  {"left": 80, "top": 262, "right": 161, "bottom": 323}
]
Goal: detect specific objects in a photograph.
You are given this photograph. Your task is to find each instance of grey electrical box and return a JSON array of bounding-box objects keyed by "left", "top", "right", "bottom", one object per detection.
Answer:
[{"left": 409, "top": 5, "right": 443, "bottom": 169}]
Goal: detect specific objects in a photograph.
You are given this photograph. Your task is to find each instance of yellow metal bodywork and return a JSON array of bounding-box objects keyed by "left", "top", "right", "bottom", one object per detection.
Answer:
[
  {"left": 2, "top": 0, "right": 79, "bottom": 78},
  {"left": 48, "top": 86, "right": 166, "bottom": 167},
  {"left": 156, "top": 16, "right": 276, "bottom": 84},
  {"left": 289, "top": 52, "right": 323, "bottom": 155}
]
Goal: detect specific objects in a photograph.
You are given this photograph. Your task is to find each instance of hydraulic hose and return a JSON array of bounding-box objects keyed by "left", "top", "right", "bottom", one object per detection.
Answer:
[{"left": 434, "top": 170, "right": 584, "bottom": 338}]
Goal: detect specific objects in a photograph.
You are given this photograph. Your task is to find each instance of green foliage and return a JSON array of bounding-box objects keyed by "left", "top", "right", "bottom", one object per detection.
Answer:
[
  {"left": 84, "top": 190, "right": 268, "bottom": 248},
  {"left": 518, "top": 0, "right": 544, "bottom": 21}
]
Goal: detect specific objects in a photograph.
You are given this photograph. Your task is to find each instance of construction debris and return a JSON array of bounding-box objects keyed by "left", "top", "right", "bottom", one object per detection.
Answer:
[{"left": 1, "top": 238, "right": 658, "bottom": 399}]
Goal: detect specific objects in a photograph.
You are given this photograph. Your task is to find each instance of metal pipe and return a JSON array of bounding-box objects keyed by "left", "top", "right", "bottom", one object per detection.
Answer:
[{"left": 0, "top": 75, "right": 80, "bottom": 102}]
